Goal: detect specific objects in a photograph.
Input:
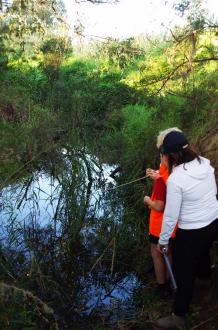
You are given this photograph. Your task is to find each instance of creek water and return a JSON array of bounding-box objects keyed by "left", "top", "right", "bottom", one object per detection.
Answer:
[{"left": 0, "top": 160, "right": 144, "bottom": 325}]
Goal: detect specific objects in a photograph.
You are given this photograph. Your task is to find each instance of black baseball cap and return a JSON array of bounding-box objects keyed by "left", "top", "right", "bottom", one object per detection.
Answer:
[{"left": 160, "top": 131, "right": 189, "bottom": 154}]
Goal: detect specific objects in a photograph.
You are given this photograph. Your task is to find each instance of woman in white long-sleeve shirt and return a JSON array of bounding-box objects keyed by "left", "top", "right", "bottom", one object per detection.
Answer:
[{"left": 153, "top": 130, "right": 218, "bottom": 329}]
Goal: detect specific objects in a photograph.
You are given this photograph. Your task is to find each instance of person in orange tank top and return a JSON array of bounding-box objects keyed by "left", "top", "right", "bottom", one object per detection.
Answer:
[
  {"left": 144, "top": 163, "right": 176, "bottom": 297},
  {"left": 143, "top": 128, "right": 181, "bottom": 297}
]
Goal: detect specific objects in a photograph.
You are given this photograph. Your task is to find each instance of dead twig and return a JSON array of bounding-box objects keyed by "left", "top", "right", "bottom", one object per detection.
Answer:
[
  {"left": 191, "top": 313, "right": 218, "bottom": 330},
  {"left": 90, "top": 237, "right": 114, "bottom": 272},
  {"left": 17, "top": 176, "right": 34, "bottom": 209}
]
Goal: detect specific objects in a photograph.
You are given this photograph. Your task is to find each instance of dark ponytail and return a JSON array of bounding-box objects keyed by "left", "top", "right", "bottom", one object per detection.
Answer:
[{"left": 167, "top": 146, "right": 201, "bottom": 173}]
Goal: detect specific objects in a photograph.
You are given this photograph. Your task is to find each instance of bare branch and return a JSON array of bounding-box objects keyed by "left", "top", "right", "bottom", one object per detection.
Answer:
[
  {"left": 17, "top": 176, "right": 34, "bottom": 209},
  {"left": 140, "top": 55, "right": 218, "bottom": 95},
  {"left": 193, "top": 57, "right": 218, "bottom": 62}
]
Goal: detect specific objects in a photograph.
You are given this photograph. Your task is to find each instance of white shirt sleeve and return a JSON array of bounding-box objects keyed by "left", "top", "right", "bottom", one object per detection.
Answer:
[{"left": 158, "top": 178, "right": 182, "bottom": 245}]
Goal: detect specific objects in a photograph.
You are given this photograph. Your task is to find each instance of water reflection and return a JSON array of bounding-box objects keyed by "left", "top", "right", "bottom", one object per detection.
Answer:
[
  {"left": 0, "top": 173, "right": 61, "bottom": 249},
  {"left": 80, "top": 273, "right": 140, "bottom": 326},
  {"left": 0, "top": 158, "right": 142, "bottom": 325}
]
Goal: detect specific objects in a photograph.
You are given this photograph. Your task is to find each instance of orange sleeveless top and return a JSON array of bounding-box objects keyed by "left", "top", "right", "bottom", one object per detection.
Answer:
[{"left": 149, "top": 164, "right": 177, "bottom": 238}]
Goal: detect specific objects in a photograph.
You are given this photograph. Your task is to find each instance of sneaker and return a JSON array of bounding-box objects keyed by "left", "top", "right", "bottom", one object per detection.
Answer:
[{"left": 153, "top": 313, "right": 185, "bottom": 329}]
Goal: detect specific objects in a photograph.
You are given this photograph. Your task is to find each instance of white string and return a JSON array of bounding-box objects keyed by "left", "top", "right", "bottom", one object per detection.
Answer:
[{"left": 108, "top": 175, "right": 149, "bottom": 191}]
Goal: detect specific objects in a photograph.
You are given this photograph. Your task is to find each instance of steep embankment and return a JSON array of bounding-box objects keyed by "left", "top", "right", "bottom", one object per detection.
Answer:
[{"left": 198, "top": 128, "right": 218, "bottom": 181}]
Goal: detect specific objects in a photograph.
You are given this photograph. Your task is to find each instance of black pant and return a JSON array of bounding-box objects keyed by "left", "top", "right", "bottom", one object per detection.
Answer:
[{"left": 172, "top": 218, "right": 218, "bottom": 316}]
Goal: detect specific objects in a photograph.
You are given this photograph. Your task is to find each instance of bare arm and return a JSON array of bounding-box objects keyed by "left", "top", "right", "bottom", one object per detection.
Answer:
[
  {"left": 146, "top": 168, "right": 160, "bottom": 181},
  {"left": 144, "top": 196, "right": 165, "bottom": 212}
]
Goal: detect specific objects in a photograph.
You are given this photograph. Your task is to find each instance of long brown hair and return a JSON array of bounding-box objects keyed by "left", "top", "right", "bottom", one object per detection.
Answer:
[{"left": 167, "top": 146, "right": 201, "bottom": 173}]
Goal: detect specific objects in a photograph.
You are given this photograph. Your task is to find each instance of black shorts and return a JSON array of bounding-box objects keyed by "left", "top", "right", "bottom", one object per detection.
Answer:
[
  {"left": 149, "top": 234, "right": 175, "bottom": 245},
  {"left": 149, "top": 234, "right": 159, "bottom": 244}
]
